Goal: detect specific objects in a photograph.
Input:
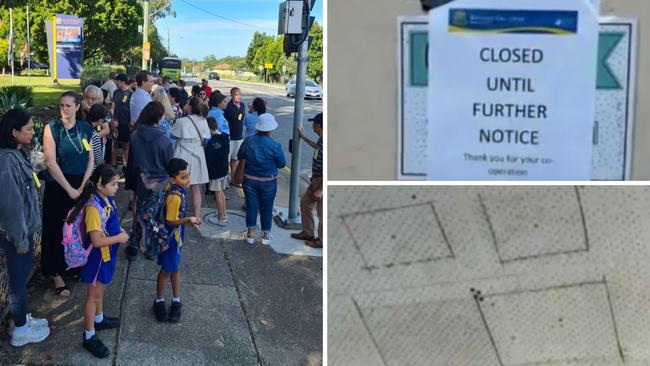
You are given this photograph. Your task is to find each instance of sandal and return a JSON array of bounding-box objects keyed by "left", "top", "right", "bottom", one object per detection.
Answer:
[{"left": 55, "top": 286, "right": 71, "bottom": 297}]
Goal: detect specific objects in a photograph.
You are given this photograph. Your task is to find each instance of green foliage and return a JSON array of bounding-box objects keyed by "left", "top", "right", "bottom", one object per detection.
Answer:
[
  {"left": 79, "top": 64, "right": 111, "bottom": 90},
  {"left": 19, "top": 69, "right": 49, "bottom": 76},
  {"left": 307, "top": 22, "right": 323, "bottom": 83},
  {"left": 125, "top": 65, "right": 140, "bottom": 76},
  {"left": 0, "top": 86, "right": 34, "bottom": 116},
  {"left": 242, "top": 22, "right": 322, "bottom": 82},
  {"left": 0, "top": 1, "right": 174, "bottom": 69}
]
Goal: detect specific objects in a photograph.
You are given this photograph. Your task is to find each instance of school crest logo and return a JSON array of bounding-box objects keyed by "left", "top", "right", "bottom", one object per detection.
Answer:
[{"left": 452, "top": 10, "right": 468, "bottom": 26}]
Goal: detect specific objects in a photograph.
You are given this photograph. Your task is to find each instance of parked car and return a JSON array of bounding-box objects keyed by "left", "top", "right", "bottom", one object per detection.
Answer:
[
  {"left": 285, "top": 79, "right": 322, "bottom": 99},
  {"left": 209, "top": 71, "right": 220, "bottom": 80},
  {"left": 21, "top": 60, "right": 48, "bottom": 70}
]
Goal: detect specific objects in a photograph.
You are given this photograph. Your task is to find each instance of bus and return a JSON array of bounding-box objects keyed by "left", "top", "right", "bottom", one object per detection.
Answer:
[{"left": 160, "top": 56, "right": 182, "bottom": 82}]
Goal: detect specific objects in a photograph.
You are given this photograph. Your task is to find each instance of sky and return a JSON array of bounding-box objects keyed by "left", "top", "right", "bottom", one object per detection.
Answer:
[{"left": 155, "top": 0, "right": 323, "bottom": 60}]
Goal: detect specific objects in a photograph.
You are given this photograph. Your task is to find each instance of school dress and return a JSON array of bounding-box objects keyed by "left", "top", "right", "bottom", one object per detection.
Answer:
[
  {"left": 158, "top": 185, "right": 187, "bottom": 273},
  {"left": 81, "top": 192, "right": 121, "bottom": 285},
  {"left": 172, "top": 115, "right": 211, "bottom": 185}
]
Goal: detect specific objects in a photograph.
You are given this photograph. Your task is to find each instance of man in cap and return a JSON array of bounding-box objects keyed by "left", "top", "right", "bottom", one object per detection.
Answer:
[{"left": 291, "top": 113, "right": 323, "bottom": 248}]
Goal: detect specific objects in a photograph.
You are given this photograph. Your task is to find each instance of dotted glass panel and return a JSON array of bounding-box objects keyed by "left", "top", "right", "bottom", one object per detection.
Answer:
[
  {"left": 343, "top": 202, "right": 452, "bottom": 269},
  {"left": 480, "top": 187, "right": 587, "bottom": 263},
  {"left": 481, "top": 282, "right": 620, "bottom": 365}
]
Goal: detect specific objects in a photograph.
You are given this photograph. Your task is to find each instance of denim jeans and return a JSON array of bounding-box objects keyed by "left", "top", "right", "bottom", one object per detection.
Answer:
[
  {"left": 0, "top": 234, "right": 34, "bottom": 327},
  {"left": 243, "top": 178, "right": 277, "bottom": 232}
]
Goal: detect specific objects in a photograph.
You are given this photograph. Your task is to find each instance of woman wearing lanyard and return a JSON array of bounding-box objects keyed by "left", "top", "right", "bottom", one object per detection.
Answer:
[
  {"left": 238, "top": 113, "right": 286, "bottom": 245},
  {"left": 41, "top": 91, "right": 95, "bottom": 297},
  {"left": 0, "top": 109, "right": 51, "bottom": 346}
]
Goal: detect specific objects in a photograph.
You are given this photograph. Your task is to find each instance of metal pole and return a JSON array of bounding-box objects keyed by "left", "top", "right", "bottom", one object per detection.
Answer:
[
  {"left": 141, "top": 0, "right": 149, "bottom": 70},
  {"left": 10, "top": 9, "right": 14, "bottom": 86},
  {"left": 286, "top": 40, "right": 309, "bottom": 225},
  {"left": 27, "top": 5, "right": 30, "bottom": 81}
]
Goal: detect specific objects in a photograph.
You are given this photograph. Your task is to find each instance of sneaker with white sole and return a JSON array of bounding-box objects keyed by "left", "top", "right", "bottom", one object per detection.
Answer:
[
  {"left": 10, "top": 320, "right": 50, "bottom": 347},
  {"left": 10, "top": 314, "right": 49, "bottom": 334},
  {"left": 262, "top": 234, "right": 272, "bottom": 245},
  {"left": 243, "top": 232, "right": 255, "bottom": 244}
]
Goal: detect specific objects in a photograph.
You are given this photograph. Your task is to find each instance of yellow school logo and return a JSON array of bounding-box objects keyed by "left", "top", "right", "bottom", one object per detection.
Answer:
[{"left": 452, "top": 10, "right": 468, "bottom": 26}]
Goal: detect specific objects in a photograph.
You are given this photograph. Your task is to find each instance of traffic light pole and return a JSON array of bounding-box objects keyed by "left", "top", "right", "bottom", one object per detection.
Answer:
[
  {"left": 285, "top": 39, "right": 310, "bottom": 227},
  {"left": 141, "top": 0, "right": 149, "bottom": 70}
]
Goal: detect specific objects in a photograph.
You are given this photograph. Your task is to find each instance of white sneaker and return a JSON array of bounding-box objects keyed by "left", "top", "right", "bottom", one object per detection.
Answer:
[
  {"left": 262, "top": 234, "right": 272, "bottom": 246},
  {"left": 243, "top": 232, "right": 255, "bottom": 245},
  {"left": 216, "top": 219, "right": 228, "bottom": 226},
  {"left": 10, "top": 320, "right": 50, "bottom": 347},
  {"left": 10, "top": 314, "right": 48, "bottom": 333}
]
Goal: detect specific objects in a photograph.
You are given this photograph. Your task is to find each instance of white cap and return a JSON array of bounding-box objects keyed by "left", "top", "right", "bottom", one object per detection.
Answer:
[{"left": 255, "top": 113, "right": 278, "bottom": 132}]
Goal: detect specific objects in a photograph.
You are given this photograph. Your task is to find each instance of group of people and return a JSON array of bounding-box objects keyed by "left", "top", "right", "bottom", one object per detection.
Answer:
[{"left": 0, "top": 68, "right": 323, "bottom": 357}]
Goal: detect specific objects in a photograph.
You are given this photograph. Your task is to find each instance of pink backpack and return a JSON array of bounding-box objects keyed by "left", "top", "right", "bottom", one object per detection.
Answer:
[{"left": 61, "top": 198, "right": 108, "bottom": 269}]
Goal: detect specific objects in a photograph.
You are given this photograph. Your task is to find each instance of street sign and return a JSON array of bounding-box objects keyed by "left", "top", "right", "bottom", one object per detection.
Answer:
[
  {"left": 265, "top": 63, "right": 274, "bottom": 69},
  {"left": 143, "top": 41, "right": 151, "bottom": 61},
  {"left": 397, "top": 15, "right": 637, "bottom": 180}
]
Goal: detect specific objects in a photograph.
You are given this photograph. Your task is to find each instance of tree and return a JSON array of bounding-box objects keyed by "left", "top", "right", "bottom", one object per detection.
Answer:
[
  {"left": 307, "top": 21, "right": 323, "bottom": 83},
  {"left": 0, "top": 0, "right": 174, "bottom": 69},
  {"left": 246, "top": 31, "right": 270, "bottom": 72}
]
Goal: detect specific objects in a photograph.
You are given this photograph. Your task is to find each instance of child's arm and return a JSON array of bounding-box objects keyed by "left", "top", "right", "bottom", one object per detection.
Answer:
[
  {"left": 165, "top": 194, "right": 202, "bottom": 228},
  {"left": 166, "top": 216, "right": 202, "bottom": 228},
  {"left": 88, "top": 230, "right": 129, "bottom": 248}
]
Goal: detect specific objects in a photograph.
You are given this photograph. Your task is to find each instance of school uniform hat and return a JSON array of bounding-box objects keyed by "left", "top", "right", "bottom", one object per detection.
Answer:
[
  {"left": 115, "top": 73, "right": 128, "bottom": 82},
  {"left": 308, "top": 112, "right": 323, "bottom": 125},
  {"left": 256, "top": 113, "right": 278, "bottom": 132}
]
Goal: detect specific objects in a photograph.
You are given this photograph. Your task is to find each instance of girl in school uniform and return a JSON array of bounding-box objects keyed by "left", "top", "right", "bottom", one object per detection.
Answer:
[{"left": 66, "top": 164, "right": 129, "bottom": 358}]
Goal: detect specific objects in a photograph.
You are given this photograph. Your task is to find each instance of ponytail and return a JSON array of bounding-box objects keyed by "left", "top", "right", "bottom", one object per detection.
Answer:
[{"left": 65, "top": 164, "right": 118, "bottom": 224}]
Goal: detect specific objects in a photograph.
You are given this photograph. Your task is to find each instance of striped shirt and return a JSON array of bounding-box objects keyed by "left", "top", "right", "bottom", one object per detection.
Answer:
[
  {"left": 91, "top": 132, "right": 104, "bottom": 167},
  {"left": 312, "top": 138, "right": 322, "bottom": 175}
]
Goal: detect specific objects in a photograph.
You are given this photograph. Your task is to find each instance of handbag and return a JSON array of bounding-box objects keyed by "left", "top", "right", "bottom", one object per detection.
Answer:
[{"left": 186, "top": 115, "right": 205, "bottom": 145}]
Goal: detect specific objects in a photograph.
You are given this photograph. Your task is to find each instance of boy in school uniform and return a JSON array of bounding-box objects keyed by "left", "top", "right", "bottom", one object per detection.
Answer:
[
  {"left": 153, "top": 158, "right": 202, "bottom": 322},
  {"left": 204, "top": 117, "right": 230, "bottom": 226}
]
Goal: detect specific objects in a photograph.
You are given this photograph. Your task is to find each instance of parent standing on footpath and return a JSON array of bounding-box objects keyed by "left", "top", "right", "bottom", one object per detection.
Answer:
[
  {"left": 0, "top": 109, "right": 51, "bottom": 347},
  {"left": 291, "top": 113, "right": 324, "bottom": 248},
  {"left": 224, "top": 87, "right": 246, "bottom": 186},
  {"left": 172, "top": 97, "right": 211, "bottom": 217},
  {"left": 125, "top": 101, "right": 173, "bottom": 261},
  {"left": 41, "top": 92, "right": 95, "bottom": 297},
  {"left": 239, "top": 113, "right": 286, "bottom": 245}
]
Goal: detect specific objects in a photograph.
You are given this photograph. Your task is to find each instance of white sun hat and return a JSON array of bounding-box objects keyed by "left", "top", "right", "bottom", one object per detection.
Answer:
[{"left": 255, "top": 113, "right": 279, "bottom": 132}]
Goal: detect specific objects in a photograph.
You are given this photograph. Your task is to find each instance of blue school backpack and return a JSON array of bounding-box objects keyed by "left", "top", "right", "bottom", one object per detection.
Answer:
[{"left": 61, "top": 198, "right": 108, "bottom": 269}]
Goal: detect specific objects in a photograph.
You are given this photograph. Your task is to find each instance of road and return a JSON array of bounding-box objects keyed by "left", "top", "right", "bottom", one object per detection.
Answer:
[{"left": 184, "top": 77, "right": 323, "bottom": 177}]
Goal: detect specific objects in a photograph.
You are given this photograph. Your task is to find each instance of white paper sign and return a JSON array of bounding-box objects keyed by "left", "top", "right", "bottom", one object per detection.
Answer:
[
  {"left": 427, "top": 0, "right": 599, "bottom": 180},
  {"left": 397, "top": 17, "right": 637, "bottom": 180}
]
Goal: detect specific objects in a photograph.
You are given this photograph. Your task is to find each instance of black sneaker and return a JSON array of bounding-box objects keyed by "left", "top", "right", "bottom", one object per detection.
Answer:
[
  {"left": 168, "top": 301, "right": 182, "bottom": 323},
  {"left": 125, "top": 246, "right": 138, "bottom": 262},
  {"left": 95, "top": 316, "right": 120, "bottom": 331},
  {"left": 82, "top": 334, "right": 110, "bottom": 358},
  {"left": 153, "top": 301, "right": 167, "bottom": 322}
]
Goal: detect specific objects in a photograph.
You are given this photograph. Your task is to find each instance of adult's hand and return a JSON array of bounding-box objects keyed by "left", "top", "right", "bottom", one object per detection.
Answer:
[
  {"left": 313, "top": 190, "right": 323, "bottom": 201},
  {"left": 16, "top": 247, "right": 29, "bottom": 254},
  {"left": 297, "top": 127, "right": 306, "bottom": 139},
  {"left": 67, "top": 187, "right": 81, "bottom": 200}
]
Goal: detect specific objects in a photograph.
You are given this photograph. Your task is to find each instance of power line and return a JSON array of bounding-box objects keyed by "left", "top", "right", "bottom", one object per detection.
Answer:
[{"left": 178, "top": 0, "right": 276, "bottom": 32}]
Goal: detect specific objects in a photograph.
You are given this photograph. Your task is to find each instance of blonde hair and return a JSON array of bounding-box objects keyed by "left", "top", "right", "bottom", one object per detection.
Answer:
[
  {"left": 83, "top": 84, "right": 103, "bottom": 104},
  {"left": 151, "top": 87, "right": 175, "bottom": 120}
]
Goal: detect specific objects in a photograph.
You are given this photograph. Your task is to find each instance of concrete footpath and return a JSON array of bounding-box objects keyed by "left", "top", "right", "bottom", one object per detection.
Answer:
[{"left": 0, "top": 169, "right": 323, "bottom": 366}]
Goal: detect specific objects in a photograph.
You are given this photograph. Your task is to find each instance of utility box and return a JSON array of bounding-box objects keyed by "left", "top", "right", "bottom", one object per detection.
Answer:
[{"left": 278, "top": 1, "right": 304, "bottom": 35}]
